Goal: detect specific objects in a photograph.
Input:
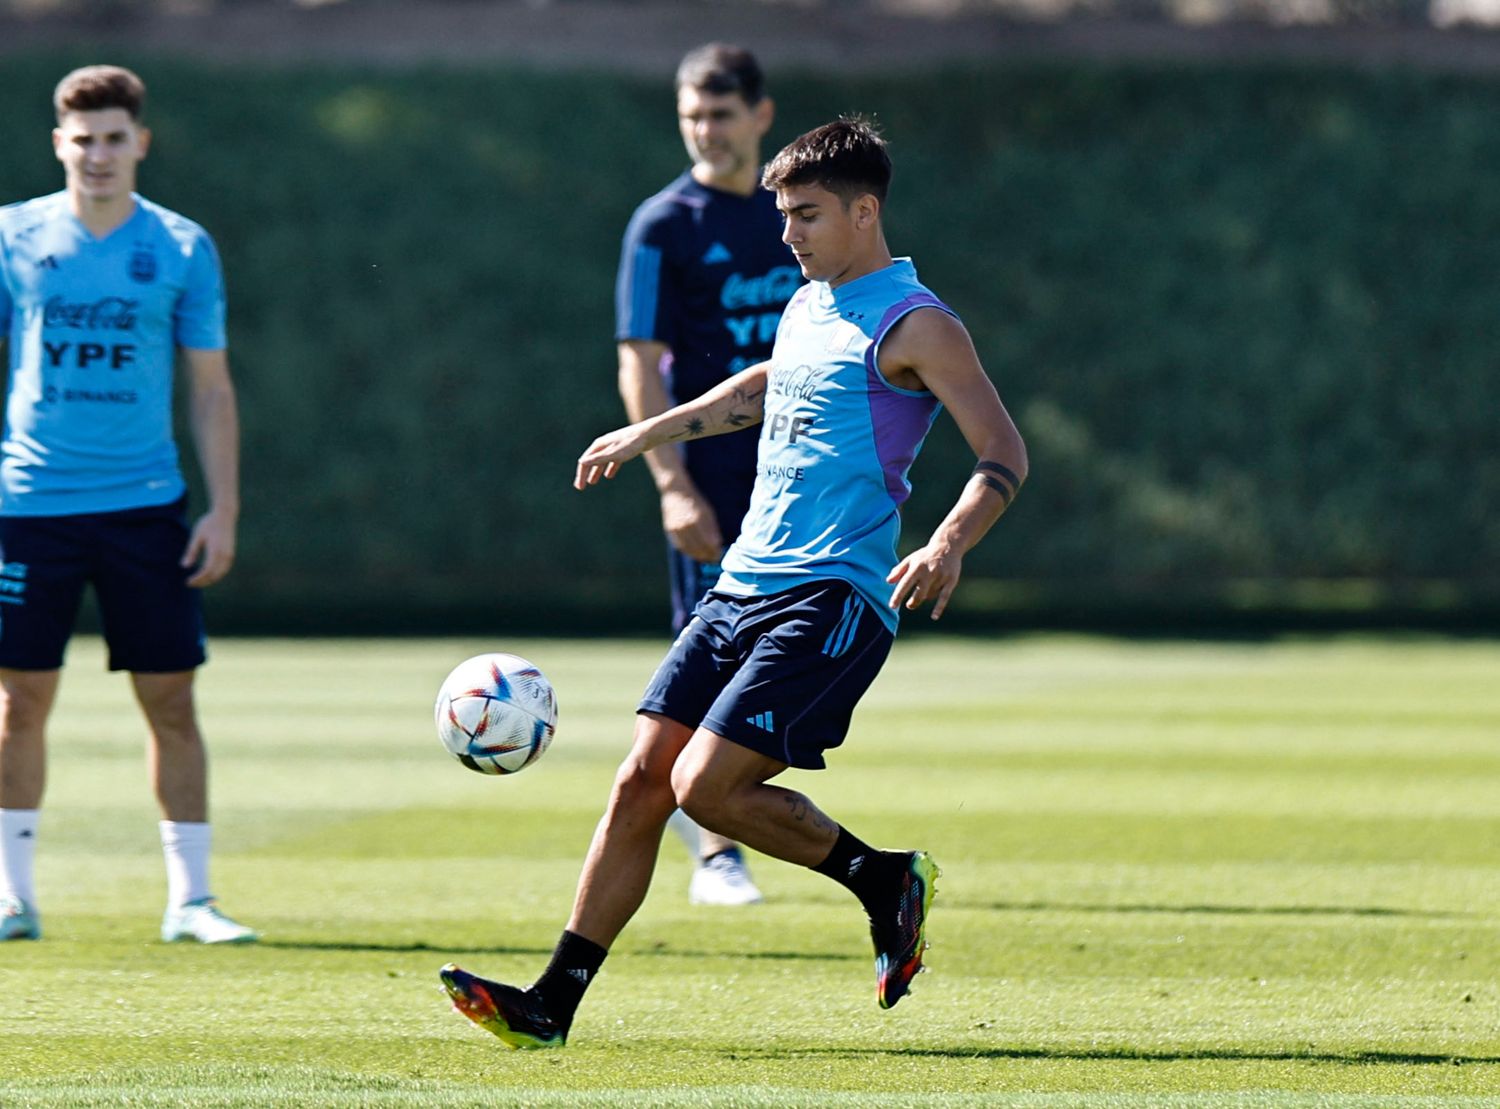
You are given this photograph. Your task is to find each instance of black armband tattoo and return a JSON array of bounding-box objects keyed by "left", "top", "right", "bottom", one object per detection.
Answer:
[{"left": 972, "top": 459, "right": 1020, "bottom": 503}]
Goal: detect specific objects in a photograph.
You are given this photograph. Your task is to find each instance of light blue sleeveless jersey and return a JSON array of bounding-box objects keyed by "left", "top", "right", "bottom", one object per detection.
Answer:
[
  {"left": 717, "top": 259, "right": 952, "bottom": 631},
  {"left": 0, "top": 192, "right": 226, "bottom": 516}
]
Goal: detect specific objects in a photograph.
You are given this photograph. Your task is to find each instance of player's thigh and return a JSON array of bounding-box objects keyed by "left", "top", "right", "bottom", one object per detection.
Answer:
[
  {"left": 637, "top": 594, "right": 740, "bottom": 733},
  {"left": 672, "top": 726, "right": 788, "bottom": 809},
  {"left": 0, "top": 514, "right": 92, "bottom": 671},
  {"left": 90, "top": 499, "right": 205, "bottom": 674},
  {"left": 701, "top": 581, "right": 893, "bottom": 771}
]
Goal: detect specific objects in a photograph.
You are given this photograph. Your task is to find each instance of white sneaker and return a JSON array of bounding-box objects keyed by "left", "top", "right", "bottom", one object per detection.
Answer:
[
  {"left": 0, "top": 895, "right": 41, "bottom": 941},
  {"left": 161, "top": 897, "right": 258, "bottom": 944},
  {"left": 689, "top": 850, "right": 764, "bottom": 906}
]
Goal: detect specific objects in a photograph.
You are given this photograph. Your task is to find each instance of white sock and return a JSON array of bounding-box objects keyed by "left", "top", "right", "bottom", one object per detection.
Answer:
[
  {"left": 665, "top": 808, "right": 702, "bottom": 860},
  {"left": 159, "top": 820, "right": 212, "bottom": 909},
  {"left": 1, "top": 808, "right": 40, "bottom": 906}
]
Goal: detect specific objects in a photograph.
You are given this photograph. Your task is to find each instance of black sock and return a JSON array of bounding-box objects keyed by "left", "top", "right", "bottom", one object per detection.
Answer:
[
  {"left": 811, "top": 825, "right": 904, "bottom": 914},
  {"left": 531, "top": 930, "right": 608, "bottom": 1030}
]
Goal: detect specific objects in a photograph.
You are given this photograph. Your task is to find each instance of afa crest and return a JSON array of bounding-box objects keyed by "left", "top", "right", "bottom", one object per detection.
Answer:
[{"left": 128, "top": 248, "right": 157, "bottom": 284}]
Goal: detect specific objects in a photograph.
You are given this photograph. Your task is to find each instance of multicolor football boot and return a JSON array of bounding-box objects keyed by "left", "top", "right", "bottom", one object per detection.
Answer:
[
  {"left": 440, "top": 963, "right": 566, "bottom": 1049},
  {"left": 870, "top": 850, "right": 939, "bottom": 1009}
]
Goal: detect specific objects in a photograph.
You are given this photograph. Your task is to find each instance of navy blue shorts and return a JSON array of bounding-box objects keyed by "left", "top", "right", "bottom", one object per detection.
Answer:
[
  {"left": 0, "top": 498, "right": 206, "bottom": 672},
  {"left": 667, "top": 546, "right": 722, "bottom": 634},
  {"left": 639, "top": 579, "right": 894, "bottom": 770}
]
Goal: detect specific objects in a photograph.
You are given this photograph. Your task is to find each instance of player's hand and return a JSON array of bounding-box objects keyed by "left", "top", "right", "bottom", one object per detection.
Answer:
[
  {"left": 886, "top": 542, "right": 963, "bottom": 621},
  {"left": 660, "top": 487, "right": 723, "bottom": 563},
  {"left": 182, "top": 508, "right": 237, "bottom": 588},
  {"left": 575, "top": 425, "right": 652, "bottom": 490}
]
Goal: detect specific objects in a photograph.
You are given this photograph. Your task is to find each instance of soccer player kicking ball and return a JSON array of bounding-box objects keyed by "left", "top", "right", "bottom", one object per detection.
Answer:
[{"left": 441, "top": 117, "right": 1026, "bottom": 1046}]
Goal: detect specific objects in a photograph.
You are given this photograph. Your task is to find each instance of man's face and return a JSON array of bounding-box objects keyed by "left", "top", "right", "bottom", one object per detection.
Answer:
[
  {"left": 677, "top": 86, "right": 771, "bottom": 187},
  {"left": 53, "top": 108, "right": 149, "bottom": 204},
  {"left": 777, "top": 182, "right": 865, "bottom": 284}
]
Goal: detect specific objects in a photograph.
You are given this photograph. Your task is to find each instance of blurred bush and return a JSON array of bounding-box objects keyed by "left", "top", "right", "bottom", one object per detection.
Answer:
[{"left": 1, "top": 58, "right": 1495, "bottom": 629}]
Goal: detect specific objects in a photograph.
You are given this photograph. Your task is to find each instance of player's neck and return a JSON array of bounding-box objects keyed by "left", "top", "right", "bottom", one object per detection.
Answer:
[
  {"left": 68, "top": 189, "right": 137, "bottom": 239},
  {"left": 691, "top": 162, "right": 760, "bottom": 198},
  {"left": 827, "top": 240, "right": 895, "bottom": 290}
]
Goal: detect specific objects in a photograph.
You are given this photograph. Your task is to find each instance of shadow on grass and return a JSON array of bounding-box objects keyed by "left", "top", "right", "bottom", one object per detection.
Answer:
[
  {"left": 962, "top": 900, "right": 1461, "bottom": 920},
  {"left": 256, "top": 940, "right": 859, "bottom": 961},
  {"left": 742, "top": 1046, "right": 1500, "bottom": 1066}
]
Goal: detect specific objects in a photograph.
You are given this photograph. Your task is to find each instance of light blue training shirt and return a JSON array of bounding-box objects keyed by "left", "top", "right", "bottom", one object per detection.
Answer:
[
  {"left": 717, "top": 259, "right": 953, "bottom": 631},
  {"left": 0, "top": 191, "right": 226, "bottom": 517}
]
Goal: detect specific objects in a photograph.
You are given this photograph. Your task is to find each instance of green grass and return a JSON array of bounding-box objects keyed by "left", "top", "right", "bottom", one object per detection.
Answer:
[{"left": 2, "top": 634, "right": 1497, "bottom": 1106}]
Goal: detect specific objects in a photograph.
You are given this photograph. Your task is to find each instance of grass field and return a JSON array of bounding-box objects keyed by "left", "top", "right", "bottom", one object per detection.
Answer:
[{"left": 1, "top": 633, "right": 1496, "bottom": 1106}]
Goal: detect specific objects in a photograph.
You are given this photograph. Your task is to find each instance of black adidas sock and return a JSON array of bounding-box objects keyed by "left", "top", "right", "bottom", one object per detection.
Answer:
[
  {"left": 531, "top": 930, "right": 608, "bottom": 1032},
  {"left": 811, "top": 825, "right": 905, "bottom": 915}
]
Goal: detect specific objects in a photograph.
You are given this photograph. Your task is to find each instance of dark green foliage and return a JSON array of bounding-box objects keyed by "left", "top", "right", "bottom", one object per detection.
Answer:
[{"left": 2, "top": 58, "right": 1494, "bottom": 627}]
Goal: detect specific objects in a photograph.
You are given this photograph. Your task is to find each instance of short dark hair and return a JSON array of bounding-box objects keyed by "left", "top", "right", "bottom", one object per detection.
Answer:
[
  {"left": 53, "top": 65, "right": 146, "bottom": 122},
  {"left": 675, "top": 43, "right": 766, "bottom": 106},
  {"left": 761, "top": 117, "right": 891, "bottom": 206}
]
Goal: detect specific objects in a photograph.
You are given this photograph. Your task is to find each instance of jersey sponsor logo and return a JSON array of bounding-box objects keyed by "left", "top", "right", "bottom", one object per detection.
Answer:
[
  {"left": 720, "top": 265, "right": 801, "bottom": 311},
  {"left": 43, "top": 296, "right": 139, "bottom": 331},
  {"left": 701, "top": 241, "right": 733, "bottom": 265},
  {"left": 724, "top": 312, "right": 780, "bottom": 349},
  {"left": 756, "top": 461, "right": 806, "bottom": 482},
  {"left": 764, "top": 413, "right": 816, "bottom": 444},
  {"left": 41, "top": 385, "right": 139, "bottom": 405},
  {"left": 43, "top": 340, "right": 136, "bottom": 370},
  {"left": 128, "top": 247, "right": 157, "bottom": 284},
  {"left": 769, "top": 365, "right": 823, "bottom": 400}
]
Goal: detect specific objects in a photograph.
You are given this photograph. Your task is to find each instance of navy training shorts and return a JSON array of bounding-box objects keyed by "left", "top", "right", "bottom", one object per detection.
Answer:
[
  {"left": 0, "top": 497, "right": 207, "bottom": 672},
  {"left": 638, "top": 578, "right": 894, "bottom": 770},
  {"left": 667, "top": 545, "right": 722, "bottom": 634}
]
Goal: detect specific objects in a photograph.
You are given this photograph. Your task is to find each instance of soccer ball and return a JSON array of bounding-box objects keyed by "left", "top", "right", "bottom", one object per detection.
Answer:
[{"left": 434, "top": 653, "right": 557, "bottom": 775}]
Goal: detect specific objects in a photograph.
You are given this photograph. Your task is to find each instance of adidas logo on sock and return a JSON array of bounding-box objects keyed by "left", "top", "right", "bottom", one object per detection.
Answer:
[
  {"left": 848, "top": 854, "right": 865, "bottom": 877},
  {"left": 567, "top": 968, "right": 591, "bottom": 984}
]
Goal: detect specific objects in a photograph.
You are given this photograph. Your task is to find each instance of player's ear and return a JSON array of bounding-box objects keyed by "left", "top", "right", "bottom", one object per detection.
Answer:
[
  {"left": 854, "top": 192, "right": 880, "bottom": 231},
  {"left": 754, "top": 96, "right": 774, "bottom": 137},
  {"left": 135, "top": 125, "right": 152, "bottom": 160}
]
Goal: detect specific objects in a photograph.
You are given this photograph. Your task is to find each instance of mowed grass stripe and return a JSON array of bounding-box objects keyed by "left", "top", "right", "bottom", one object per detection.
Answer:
[{"left": 2, "top": 634, "right": 1497, "bottom": 1102}]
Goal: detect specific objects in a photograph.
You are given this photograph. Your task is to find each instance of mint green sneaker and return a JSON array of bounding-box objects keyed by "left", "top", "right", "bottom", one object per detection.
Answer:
[
  {"left": 0, "top": 895, "right": 41, "bottom": 941},
  {"left": 161, "top": 897, "right": 258, "bottom": 944}
]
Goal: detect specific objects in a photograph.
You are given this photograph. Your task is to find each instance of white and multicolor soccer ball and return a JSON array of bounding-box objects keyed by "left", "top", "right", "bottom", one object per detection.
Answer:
[{"left": 434, "top": 653, "right": 557, "bottom": 775}]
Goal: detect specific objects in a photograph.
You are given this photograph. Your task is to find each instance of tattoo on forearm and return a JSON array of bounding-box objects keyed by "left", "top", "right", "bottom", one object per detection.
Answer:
[{"left": 723, "top": 384, "right": 764, "bottom": 429}]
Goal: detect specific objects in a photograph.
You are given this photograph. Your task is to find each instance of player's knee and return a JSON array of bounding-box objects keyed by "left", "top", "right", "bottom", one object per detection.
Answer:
[
  {"left": 0, "top": 674, "right": 58, "bottom": 738},
  {"left": 609, "top": 754, "right": 676, "bottom": 818},
  {"left": 669, "top": 762, "right": 727, "bottom": 827}
]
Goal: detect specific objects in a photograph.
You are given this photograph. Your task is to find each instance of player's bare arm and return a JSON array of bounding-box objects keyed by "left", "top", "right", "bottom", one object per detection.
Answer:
[
  {"left": 180, "top": 346, "right": 240, "bottom": 588},
  {"left": 617, "top": 339, "right": 723, "bottom": 563},
  {"left": 576, "top": 362, "right": 769, "bottom": 491},
  {"left": 877, "top": 309, "right": 1027, "bottom": 619}
]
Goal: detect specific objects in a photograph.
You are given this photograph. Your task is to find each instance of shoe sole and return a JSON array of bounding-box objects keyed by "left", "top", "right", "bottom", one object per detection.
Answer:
[
  {"left": 877, "top": 851, "right": 939, "bottom": 1010},
  {"left": 439, "top": 963, "right": 563, "bottom": 1050},
  {"left": 162, "top": 932, "right": 258, "bottom": 944}
]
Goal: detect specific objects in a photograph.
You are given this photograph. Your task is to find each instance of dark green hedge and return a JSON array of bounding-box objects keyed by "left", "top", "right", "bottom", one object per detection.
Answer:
[{"left": 2, "top": 56, "right": 1495, "bottom": 629}]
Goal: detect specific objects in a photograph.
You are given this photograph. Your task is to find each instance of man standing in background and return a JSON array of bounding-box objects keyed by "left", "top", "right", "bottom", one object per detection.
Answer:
[
  {"left": 613, "top": 43, "right": 801, "bottom": 905},
  {"left": 0, "top": 65, "right": 254, "bottom": 944}
]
